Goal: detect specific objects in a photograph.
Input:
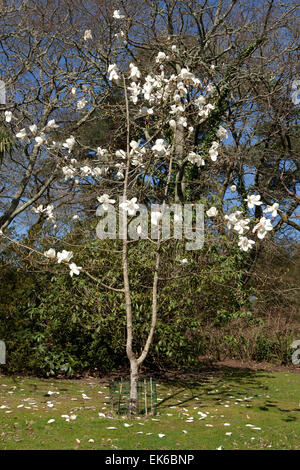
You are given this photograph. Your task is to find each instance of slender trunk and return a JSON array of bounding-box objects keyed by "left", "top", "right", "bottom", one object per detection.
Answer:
[{"left": 129, "top": 358, "right": 139, "bottom": 414}]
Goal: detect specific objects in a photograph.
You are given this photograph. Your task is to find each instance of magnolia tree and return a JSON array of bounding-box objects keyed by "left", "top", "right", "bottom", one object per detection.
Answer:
[{"left": 0, "top": 6, "right": 282, "bottom": 412}]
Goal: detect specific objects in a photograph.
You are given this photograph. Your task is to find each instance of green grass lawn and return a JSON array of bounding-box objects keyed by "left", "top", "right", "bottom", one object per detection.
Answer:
[{"left": 0, "top": 367, "right": 299, "bottom": 450}]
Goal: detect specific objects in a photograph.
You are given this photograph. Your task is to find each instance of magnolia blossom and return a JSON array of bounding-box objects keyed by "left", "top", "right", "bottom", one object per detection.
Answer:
[
  {"left": 63, "top": 135, "right": 76, "bottom": 153},
  {"left": 69, "top": 263, "right": 82, "bottom": 277},
  {"left": 35, "top": 133, "right": 46, "bottom": 146},
  {"left": 116, "top": 149, "right": 126, "bottom": 159},
  {"left": 5, "top": 111, "right": 12, "bottom": 122},
  {"left": 83, "top": 30, "right": 92, "bottom": 41},
  {"left": 230, "top": 185, "right": 237, "bottom": 192},
  {"left": 113, "top": 10, "right": 125, "bottom": 19},
  {"left": 108, "top": 64, "right": 120, "bottom": 82},
  {"left": 32, "top": 204, "right": 54, "bottom": 222},
  {"left": 96, "top": 147, "right": 108, "bottom": 158},
  {"left": 233, "top": 218, "right": 250, "bottom": 235},
  {"left": 245, "top": 194, "right": 262, "bottom": 209},
  {"left": 45, "top": 119, "right": 59, "bottom": 131},
  {"left": 263, "top": 203, "right": 279, "bottom": 218},
  {"left": 206, "top": 206, "right": 218, "bottom": 217},
  {"left": 77, "top": 99, "right": 87, "bottom": 110},
  {"left": 80, "top": 165, "right": 93, "bottom": 176},
  {"left": 156, "top": 52, "right": 167, "bottom": 63},
  {"left": 169, "top": 119, "right": 176, "bottom": 129},
  {"left": 44, "top": 248, "right": 56, "bottom": 259},
  {"left": 57, "top": 250, "right": 73, "bottom": 264},
  {"left": 209, "top": 141, "right": 219, "bottom": 161},
  {"left": 225, "top": 211, "right": 243, "bottom": 230},
  {"left": 179, "top": 258, "right": 188, "bottom": 264},
  {"left": 15, "top": 128, "right": 27, "bottom": 140},
  {"left": 97, "top": 194, "right": 116, "bottom": 211},
  {"left": 128, "top": 81, "right": 141, "bottom": 104},
  {"left": 152, "top": 139, "right": 169, "bottom": 157},
  {"left": 216, "top": 126, "right": 228, "bottom": 139},
  {"left": 252, "top": 217, "right": 273, "bottom": 239},
  {"left": 29, "top": 124, "right": 37, "bottom": 135},
  {"left": 129, "top": 63, "right": 141, "bottom": 81},
  {"left": 120, "top": 197, "right": 139, "bottom": 216},
  {"left": 32, "top": 204, "right": 44, "bottom": 215},
  {"left": 238, "top": 236, "right": 255, "bottom": 252},
  {"left": 188, "top": 152, "right": 205, "bottom": 166},
  {"left": 62, "top": 166, "right": 76, "bottom": 181}
]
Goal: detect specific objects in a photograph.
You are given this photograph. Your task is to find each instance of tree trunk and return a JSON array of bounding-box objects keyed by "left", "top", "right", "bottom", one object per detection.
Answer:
[{"left": 129, "top": 358, "right": 139, "bottom": 414}]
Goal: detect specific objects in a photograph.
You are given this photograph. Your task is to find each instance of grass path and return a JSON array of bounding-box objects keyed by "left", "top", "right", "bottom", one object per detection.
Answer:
[{"left": 0, "top": 367, "right": 299, "bottom": 450}]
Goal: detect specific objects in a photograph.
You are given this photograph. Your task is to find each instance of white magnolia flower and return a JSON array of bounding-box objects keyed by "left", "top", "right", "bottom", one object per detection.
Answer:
[
  {"left": 32, "top": 204, "right": 44, "bottom": 214},
  {"left": 188, "top": 152, "right": 205, "bottom": 166},
  {"left": 116, "top": 149, "right": 126, "bottom": 159},
  {"left": 252, "top": 217, "right": 273, "bottom": 239},
  {"left": 15, "top": 128, "right": 27, "bottom": 140},
  {"left": 97, "top": 194, "right": 116, "bottom": 211},
  {"left": 238, "top": 236, "right": 255, "bottom": 252},
  {"left": 263, "top": 203, "right": 279, "bottom": 218},
  {"left": 116, "top": 171, "right": 124, "bottom": 179},
  {"left": 179, "top": 258, "right": 188, "bottom": 264},
  {"left": 44, "top": 248, "right": 56, "bottom": 259},
  {"left": 224, "top": 211, "right": 243, "bottom": 230},
  {"left": 128, "top": 81, "right": 141, "bottom": 104},
  {"left": 169, "top": 119, "right": 176, "bottom": 129},
  {"left": 129, "top": 63, "right": 141, "bottom": 81},
  {"left": 80, "top": 165, "right": 93, "bottom": 176},
  {"left": 70, "top": 87, "right": 76, "bottom": 97},
  {"left": 171, "top": 45, "right": 177, "bottom": 52},
  {"left": 177, "top": 115, "right": 187, "bottom": 127},
  {"left": 57, "top": 250, "right": 73, "bottom": 264},
  {"left": 156, "top": 52, "right": 167, "bottom": 63},
  {"left": 29, "top": 124, "right": 37, "bottom": 135},
  {"left": 233, "top": 218, "right": 250, "bottom": 235},
  {"left": 96, "top": 147, "right": 108, "bottom": 158},
  {"left": 63, "top": 135, "right": 76, "bottom": 153},
  {"left": 230, "top": 185, "right": 237, "bottom": 192},
  {"left": 35, "top": 133, "right": 46, "bottom": 146},
  {"left": 77, "top": 99, "right": 87, "bottom": 110},
  {"left": 113, "top": 10, "right": 125, "bottom": 19},
  {"left": 45, "top": 119, "right": 59, "bottom": 130},
  {"left": 83, "top": 29, "right": 93, "bottom": 41},
  {"left": 62, "top": 166, "right": 76, "bottom": 180},
  {"left": 206, "top": 206, "right": 218, "bottom": 217},
  {"left": 152, "top": 139, "right": 168, "bottom": 156},
  {"left": 179, "top": 68, "right": 194, "bottom": 82},
  {"left": 245, "top": 194, "right": 262, "bottom": 209},
  {"left": 108, "top": 64, "right": 120, "bottom": 82},
  {"left": 209, "top": 141, "right": 219, "bottom": 161},
  {"left": 69, "top": 263, "right": 82, "bottom": 277},
  {"left": 72, "top": 215, "right": 79, "bottom": 220},
  {"left": 120, "top": 197, "right": 139, "bottom": 216},
  {"left": 216, "top": 125, "right": 228, "bottom": 139},
  {"left": 5, "top": 111, "right": 12, "bottom": 122}
]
